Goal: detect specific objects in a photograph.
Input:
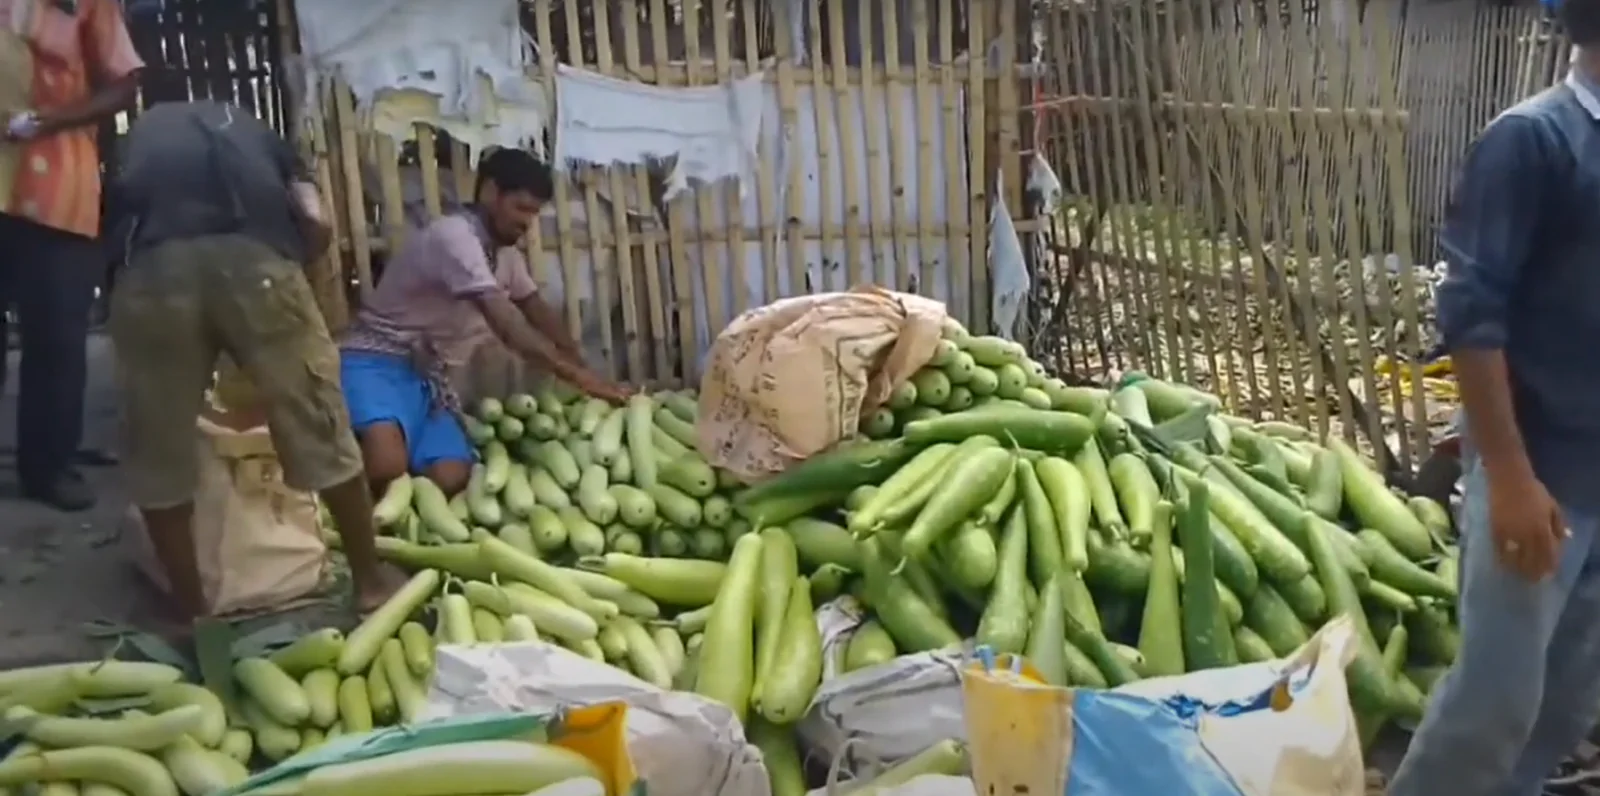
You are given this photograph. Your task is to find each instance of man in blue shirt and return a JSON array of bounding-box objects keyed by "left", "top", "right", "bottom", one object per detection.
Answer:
[{"left": 1387, "top": 2, "right": 1600, "bottom": 792}]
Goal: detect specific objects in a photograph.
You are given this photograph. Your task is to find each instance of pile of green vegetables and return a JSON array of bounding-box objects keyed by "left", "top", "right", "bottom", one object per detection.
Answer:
[
  {"left": 0, "top": 317, "right": 1459, "bottom": 796},
  {"left": 0, "top": 659, "right": 607, "bottom": 796},
  {"left": 736, "top": 322, "right": 1458, "bottom": 750}
]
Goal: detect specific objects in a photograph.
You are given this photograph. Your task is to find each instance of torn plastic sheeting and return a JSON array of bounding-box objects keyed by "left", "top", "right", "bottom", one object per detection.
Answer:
[
  {"left": 552, "top": 64, "right": 766, "bottom": 201},
  {"left": 368, "top": 77, "right": 550, "bottom": 162},
  {"left": 292, "top": 0, "right": 535, "bottom": 133}
]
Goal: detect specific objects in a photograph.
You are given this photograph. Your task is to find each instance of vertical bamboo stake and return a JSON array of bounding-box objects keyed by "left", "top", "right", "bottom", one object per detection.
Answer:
[
  {"left": 911, "top": 0, "right": 938, "bottom": 299},
  {"left": 452, "top": 140, "right": 474, "bottom": 209},
  {"left": 771, "top": 0, "right": 809, "bottom": 298},
  {"left": 1084, "top": 2, "right": 1146, "bottom": 376},
  {"left": 650, "top": 0, "right": 698, "bottom": 379},
  {"left": 1158, "top": 5, "right": 1203, "bottom": 386},
  {"left": 1067, "top": 6, "right": 1115, "bottom": 374},
  {"left": 1276, "top": 3, "right": 1326, "bottom": 432},
  {"left": 740, "top": 0, "right": 779, "bottom": 304},
  {"left": 332, "top": 86, "right": 374, "bottom": 298},
  {"left": 683, "top": 0, "right": 729, "bottom": 367},
  {"left": 855, "top": 1, "right": 889, "bottom": 287},
  {"left": 563, "top": 0, "right": 619, "bottom": 381},
  {"left": 1123, "top": 2, "right": 1183, "bottom": 382},
  {"left": 994, "top": 0, "right": 1020, "bottom": 220},
  {"left": 1293, "top": 4, "right": 1356, "bottom": 439},
  {"left": 1314, "top": 0, "right": 1367, "bottom": 444},
  {"left": 806, "top": 2, "right": 837, "bottom": 292},
  {"left": 532, "top": 0, "right": 587, "bottom": 357},
  {"left": 417, "top": 127, "right": 443, "bottom": 218},
  {"left": 937, "top": 0, "right": 966, "bottom": 319},
  {"left": 1371, "top": 7, "right": 1425, "bottom": 468},
  {"left": 306, "top": 84, "right": 350, "bottom": 330},
  {"left": 274, "top": 0, "right": 342, "bottom": 327},
  {"left": 965, "top": 0, "right": 988, "bottom": 333},
  {"left": 591, "top": 0, "right": 645, "bottom": 384},
  {"left": 880, "top": 0, "right": 912, "bottom": 292},
  {"left": 620, "top": 3, "right": 672, "bottom": 381},
  {"left": 374, "top": 136, "right": 407, "bottom": 256},
  {"left": 1230, "top": 2, "right": 1287, "bottom": 418},
  {"left": 1350, "top": 14, "right": 1410, "bottom": 467},
  {"left": 827, "top": 2, "right": 866, "bottom": 288},
  {"left": 709, "top": 0, "right": 747, "bottom": 319},
  {"left": 1382, "top": 29, "right": 1433, "bottom": 466}
]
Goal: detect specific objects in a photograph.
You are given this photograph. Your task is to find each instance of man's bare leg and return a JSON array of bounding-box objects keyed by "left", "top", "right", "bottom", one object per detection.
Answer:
[
  {"left": 318, "top": 473, "right": 406, "bottom": 613},
  {"left": 140, "top": 502, "right": 205, "bottom": 634}
]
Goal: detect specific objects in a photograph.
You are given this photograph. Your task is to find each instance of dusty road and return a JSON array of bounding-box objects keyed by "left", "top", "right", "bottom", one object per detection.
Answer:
[{"left": 0, "top": 334, "right": 169, "bottom": 667}]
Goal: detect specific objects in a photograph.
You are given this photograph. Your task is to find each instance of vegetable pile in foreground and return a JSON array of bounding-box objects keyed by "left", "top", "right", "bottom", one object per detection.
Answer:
[
  {"left": 0, "top": 317, "right": 1457, "bottom": 796},
  {"left": 0, "top": 660, "right": 606, "bottom": 796},
  {"left": 798, "top": 320, "right": 1460, "bottom": 751}
]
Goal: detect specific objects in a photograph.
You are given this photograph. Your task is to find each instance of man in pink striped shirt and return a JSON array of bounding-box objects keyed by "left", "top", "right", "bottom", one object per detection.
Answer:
[{"left": 341, "top": 149, "right": 628, "bottom": 496}]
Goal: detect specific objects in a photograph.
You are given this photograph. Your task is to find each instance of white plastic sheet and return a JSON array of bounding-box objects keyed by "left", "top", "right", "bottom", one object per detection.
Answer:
[{"left": 421, "top": 641, "right": 771, "bottom": 796}]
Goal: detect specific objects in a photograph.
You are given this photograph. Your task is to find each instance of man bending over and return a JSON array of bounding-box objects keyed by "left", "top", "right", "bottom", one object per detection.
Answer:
[{"left": 109, "top": 101, "right": 404, "bottom": 627}]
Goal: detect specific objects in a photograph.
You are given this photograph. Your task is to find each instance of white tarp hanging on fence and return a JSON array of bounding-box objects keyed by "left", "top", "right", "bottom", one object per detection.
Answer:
[{"left": 292, "top": 0, "right": 548, "bottom": 159}]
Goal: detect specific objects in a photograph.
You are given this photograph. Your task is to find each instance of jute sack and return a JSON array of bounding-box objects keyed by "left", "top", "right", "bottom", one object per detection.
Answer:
[{"left": 123, "top": 410, "right": 330, "bottom": 617}]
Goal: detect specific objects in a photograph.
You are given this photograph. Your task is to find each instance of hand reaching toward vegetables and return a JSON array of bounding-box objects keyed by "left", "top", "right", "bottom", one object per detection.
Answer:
[{"left": 576, "top": 375, "right": 631, "bottom": 405}]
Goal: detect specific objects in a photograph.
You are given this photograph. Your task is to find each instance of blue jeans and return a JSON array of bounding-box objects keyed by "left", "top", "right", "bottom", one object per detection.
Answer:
[
  {"left": 1388, "top": 456, "right": 1600, "bottom": 796},
  {"left": 339, "top": 351, "right": 473, "bottom": 473}
]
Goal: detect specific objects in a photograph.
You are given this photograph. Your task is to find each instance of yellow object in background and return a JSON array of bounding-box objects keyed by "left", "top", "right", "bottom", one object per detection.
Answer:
[{"left": 549, "top": 701, "right": 639, "bottom": 796}]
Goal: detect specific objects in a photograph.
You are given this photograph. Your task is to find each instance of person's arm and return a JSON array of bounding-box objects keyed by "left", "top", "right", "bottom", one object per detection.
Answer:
[
  {"left": 517, "top": 292, "right": 584, "bottom": 357},
  {"left": 290, "top": 181, "right": 333, "bottom": 260},
  {"left": 276, "top": 137, "right": 333, "bottom": 259},
  {"left": 500, "top": 251, "right": 584, "bottom": 357},
  {"left": 476, "top": 291, "right": 617, "bottom": 394},
  {"left": 432, "top": 221, "right": 624, "bottom": 400},
  {"left": 36, "top": 0, "right": 142, "bottom": 136},
  {"left": 1436, "top": 114, "right": 1551, "bottom": 483}
]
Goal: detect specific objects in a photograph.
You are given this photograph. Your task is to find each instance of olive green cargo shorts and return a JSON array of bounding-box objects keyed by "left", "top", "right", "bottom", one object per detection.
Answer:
[{"left": 110, "top": 234, "right": 363, "bottom": 509}]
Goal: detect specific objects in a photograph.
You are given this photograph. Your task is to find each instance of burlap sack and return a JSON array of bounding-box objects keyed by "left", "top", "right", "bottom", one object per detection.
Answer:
[
  {"left": 0, "top": 30, "right": 33, "bottom": 214},
  {"left": 124, "top": 411, "right": 330, "bottom": 617},
  {"left": 697, "top": 286, "right": 947, "bottom": 483}
]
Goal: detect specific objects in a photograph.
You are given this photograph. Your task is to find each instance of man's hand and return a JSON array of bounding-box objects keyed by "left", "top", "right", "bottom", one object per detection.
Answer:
[
  {"left": 3, "top": 112, "right": 39, "bottom": 142},
  {"left": 1487, "top": 471, "right": 1567, "bottom": 581},
  {"left": 577, "top": 375, "right": 631, "bottom": 405}
]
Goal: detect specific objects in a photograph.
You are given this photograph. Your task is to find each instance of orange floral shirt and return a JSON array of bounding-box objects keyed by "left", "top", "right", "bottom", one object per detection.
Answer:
[{"left": 0, "top": 0, "right": 142, "bottom": 239}]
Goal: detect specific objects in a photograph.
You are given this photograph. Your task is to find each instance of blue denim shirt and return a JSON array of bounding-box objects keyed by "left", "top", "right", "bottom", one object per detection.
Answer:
[{"left": 1437, "top": 71, "right": 1600, "bottom": 510}]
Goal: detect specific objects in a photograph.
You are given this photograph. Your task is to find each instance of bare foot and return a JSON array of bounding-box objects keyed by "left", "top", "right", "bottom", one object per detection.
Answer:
[
  {"left": 353, "top": 563, "right": 410, "bottom": 616},
  {"left": 143, "top": 605, "right": 198, "bottom": 649}
]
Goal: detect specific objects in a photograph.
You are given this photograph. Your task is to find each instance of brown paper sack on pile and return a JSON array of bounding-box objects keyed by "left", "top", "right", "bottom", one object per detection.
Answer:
[
  {"left": 697, "top": 286, "right": 948, "bottom": 483},
  {"left": 124, "top": 411, "right": 330, "bottom": 617},
  {"left": 0, "top": 30, "right": 33, "bottom": 214}
]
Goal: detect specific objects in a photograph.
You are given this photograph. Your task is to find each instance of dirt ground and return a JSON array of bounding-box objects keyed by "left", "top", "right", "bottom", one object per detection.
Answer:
[
  {"left": 0, "top": 333, "right": 348, "bottom": 669},
  {"left": 0, "top": 333, "right": 163, "bottom": 668}
]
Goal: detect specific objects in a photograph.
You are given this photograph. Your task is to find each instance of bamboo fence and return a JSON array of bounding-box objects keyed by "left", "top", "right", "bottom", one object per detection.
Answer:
[
  {"left": 121, "top": 0, "right": 1572, "bottom": 475},
  {"left": 283, "top": 0, "right": 1032, "bottom": 395},
  {"left": 1028, "top": 0, "right": 1567, "bottom": 474}
]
